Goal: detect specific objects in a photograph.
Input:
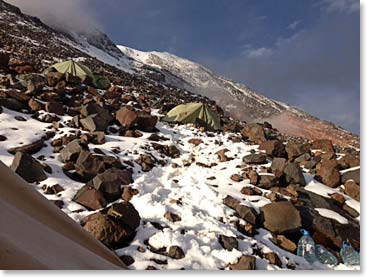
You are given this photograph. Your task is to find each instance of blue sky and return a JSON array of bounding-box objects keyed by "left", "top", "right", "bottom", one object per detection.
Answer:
[{"left": 8, "top": 0, "right": 360, "bottom": 133}]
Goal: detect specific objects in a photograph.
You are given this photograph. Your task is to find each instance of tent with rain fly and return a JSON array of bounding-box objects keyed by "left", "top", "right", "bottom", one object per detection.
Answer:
[
  {"left": 45, "top": 60, "right": 111, "bottom": 90},
  {"left": 162, "top": 102, "right": 222, "bottom": 131},
  {"left": 46, "top": 60, "right": 94, "bottom": 79}
]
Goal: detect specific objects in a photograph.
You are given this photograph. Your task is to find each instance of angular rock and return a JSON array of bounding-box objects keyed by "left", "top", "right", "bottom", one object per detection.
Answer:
[
  {"left": 216, "top": 148, "right": 232, "bottom": 162},
  {"left": 116, "top": 106, "right": 137, "bottom": 128},
  {"left": 219, "top": 235, "right": 238, "bottom": 251},
  {"left": 121, "top": 186, "right": 138, "bottom": 202},
  {"left": 107, "top": 202, "right": 141, "bottom": 231},
  {"left": 73, "top": 184, "right": 107, "bottom": 210},
  {"left": 188, "top": 138, "right": 203, "bottom": 146},
  {"left": 271, "top": 158, "right": 287, "bottom": 176},
  {"left": 223, "top": 195, "right": 257, "bottom": 225},
  {"left": 7, "top": 138, "right": 44, "bottom": 155},
  {"left": 241, "top": 123, "right": 266, "bottom": 144},
  {"left": 92, "top": 168, "right": 133, "bottom": 202},
  {"left": 168, "top": 246, "right": 185, "bottom": 259},
  {"left": 75, "top": 151, "right": 105, "bottom": 181},
  {"left": 229, "top": 255, "right": 256, "bottom": 270},
  {"left": 60, "top": 139, "right": 88, "bottom": 162},
  {"left": 271, "top": 235, "right": 297, "bottom": 253},
  {"left": 283, "top": 163, "right": 306, "bottom": 186},
  {"left": 136, "top": 112, "right": 158, "bottom": 132},
  {"left": 164, "top": 211, "right": 181, "bottom": 222},
  {"left": 45, "top": 101, "right": 65, "bottom": 116},
  {"left": 28, "top": 98, "right": 43, "bottom": 112},
  {"left": 264, "top": 252, "right": 282, "bottom": 267},
  {"left": 285, "top": 141, "right": 310, "bottom": 161},
  {"left": 10, "top": 152, "right": 47, "bottom": 183},
  {"left": 258, "top": 174, "right": 278, "bottom": 189},
  {"left": 337, "top": 154, "right": 359, "bottom": 170},
  {"left": 243, "top": 153, "right": 267, "bottom": 165},
  {"left": 80, "top": 114, "right": 110, "bottom": 132},
  {"left": 80, "top": 103, "right": 113, "bottom": 123},
  {"left": 344, "top": 180, "right": 360, "bottom": 201},
  {"left": 259, "top": 140, "right": 285, "bottom": 158},
  {"left": 0, "top": 98, "right": 24, "bottom": 111},
  {"left": 260, "top": 202, "right": 302, "bottom": 234},
  {"left": 315, "top": 160, "right": 340, "bottom": 188}
]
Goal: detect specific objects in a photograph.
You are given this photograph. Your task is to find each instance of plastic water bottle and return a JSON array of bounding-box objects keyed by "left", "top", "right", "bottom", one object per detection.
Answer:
[
  {"left": 297, "top": 229, "right": 317, "bottom": 264},
  {"left": 315, "top": 244, "right": 338, "bottom": 266},
  {"left": 340, "top": 241, "right": 360, "bottom": 266}
]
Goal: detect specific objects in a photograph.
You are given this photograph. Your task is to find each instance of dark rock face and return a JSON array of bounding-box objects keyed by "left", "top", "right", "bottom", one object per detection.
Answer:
[
  {"left": 107, "top": 202, "right": 141, "bottom": 231},
  {"left": 229, "top": 255, "right": 256, "bottom": 270},
  {"left": 315, "top": 160, "right": 340, "bottom": 188},
  {"left": 223, "top": 195, "right": 258, "bottom": 225},
  {"left": 218, "top": 235, "right": 238, "bottom": 251},
  {"left": 243, "top": 153, "right": 267, "bottom": 165},
  {"left": 80, "top": 114, "right": 109, "bottom": 132},
  {"left": 260, "top": 202, "right": 302, "bottom": 234},
  {"left": 10, "top": 152, "right": 47, "bottom": 183},
  {"left": 73, "top": 184, "right": 107, "bottom": 210},
  {"left": 283, "top": 163, "right": 306, "bottom": 186}
]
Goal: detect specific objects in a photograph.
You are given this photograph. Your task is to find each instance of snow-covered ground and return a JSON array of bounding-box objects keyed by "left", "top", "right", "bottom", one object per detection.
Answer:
[{"left": 0, "top": 107, "right": 360, "bottom": 270}]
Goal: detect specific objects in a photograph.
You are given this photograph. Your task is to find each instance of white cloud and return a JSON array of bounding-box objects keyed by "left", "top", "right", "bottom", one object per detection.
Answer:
[
  {"left": 243, "top": 47, "right": 273, "bottom": 58},
  {"left": 288, "top": 20, "right": 302, "bottom": 30},
  {"left": 319, "top": 0, "right": 359, "bottom": 14}
]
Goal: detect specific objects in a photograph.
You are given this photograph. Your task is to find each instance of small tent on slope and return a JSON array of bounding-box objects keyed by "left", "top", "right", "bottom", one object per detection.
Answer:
[
  {"left": 46, "top": 60, "right": 94, "bottom": 79},
  {"left": 45, "top": 60, "right": 111, "bottom": 89},
  {"left": 162, "top": 102, "right": 222, "bottom": 131}
]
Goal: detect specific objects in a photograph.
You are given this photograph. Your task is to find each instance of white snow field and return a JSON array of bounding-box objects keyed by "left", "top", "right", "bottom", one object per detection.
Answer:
[{"left": 0, "top": 105, "right": 360, "bottom": 270}]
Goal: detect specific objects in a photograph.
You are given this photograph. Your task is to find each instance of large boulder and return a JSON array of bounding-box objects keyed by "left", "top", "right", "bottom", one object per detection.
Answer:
[
  {"left": 73, "top": 184, "right": 107, "bottom": 210},
  {"left": 60, "top": 139, "right": 88, "bottom": 162},
  {"left": 80, "top": 103, "right": 113, "bottom": 123},
  {"left": 241, "top": 123, "right": 266, "bottom": 144},
  {"left": 82, "top": 202, "right": 140, "bottom": 248},
  {"left": 283, "top": 163, "right": 306, "bottom": 186},
  {"left": 80, "top": 114, "right": 110, "bottom": 132},
  {"left": 260, "top": 202, "right": 302, "bottom": 234},
  {"left": 337, "top": 154, "right": 359, "bottom": 170},
  {"left": 136, "top": 112, "right": 158, "bottom": 132},
  {"left": 45, "top": 101, "right": 65, "bottom": 116},
  {"left": 116, "top": 106, "right": 137, "bottom": 128},
  {"left": 75, "top": 151, "right": 105, "bottom": 181},
  {"left": 315, "top": 160, "right": 340, "bottom": 188},
  {"left": 92, "top": 168, "right": 133, "bottom": 202},
  {"left": 259, "top": 140, "right": 286, "bottom": 158},
  {"left": 258, "top": 174, "right": 278, "bottom": 189},
  {"left": 243, "top": 153, "right": 267, "bottom": 165},
  {"left": 10, "top": 152, "right": 47, "bottom": 183},
  {"left": 285, "top": 141, "right": 310, "bottom": 161}
]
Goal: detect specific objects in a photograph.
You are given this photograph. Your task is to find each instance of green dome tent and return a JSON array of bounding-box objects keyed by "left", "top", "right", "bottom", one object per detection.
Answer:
[
  {"left": 162, "top": 102, "right": 222, "bottom": 131},
  {"left": 46, "top": 60, "right": 94, "bottom": 79},
  {"left": 45, "top": 60, "right": 111, "bottom": 89}
]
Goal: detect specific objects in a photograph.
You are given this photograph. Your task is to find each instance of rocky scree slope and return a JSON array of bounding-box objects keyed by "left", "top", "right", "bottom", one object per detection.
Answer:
[{"left": 0, "top": 0, "right": 360, "bottom": 270}]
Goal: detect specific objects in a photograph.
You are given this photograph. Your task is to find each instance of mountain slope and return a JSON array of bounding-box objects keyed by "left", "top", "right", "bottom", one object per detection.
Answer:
[
  {"left": 118, "top": 46, "right": 359, "bottom": 148},
  {"left": 0, "top": 0, "right": 360, "bottom": 270}
]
